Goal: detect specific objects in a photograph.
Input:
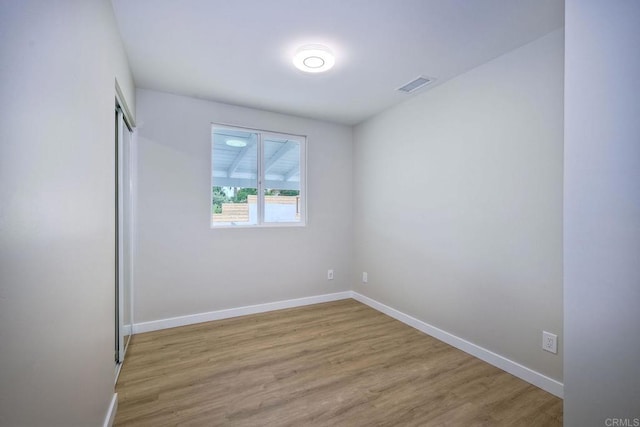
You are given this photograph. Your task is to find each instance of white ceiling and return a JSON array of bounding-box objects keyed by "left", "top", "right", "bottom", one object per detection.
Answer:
[{"left": 111, "top": 0, "right": 564, "bottom": 125}]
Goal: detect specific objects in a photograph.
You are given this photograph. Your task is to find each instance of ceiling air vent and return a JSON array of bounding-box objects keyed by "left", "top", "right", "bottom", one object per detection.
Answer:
[{"left": 397, "top": 76, "right": 433, "bottom": 93}]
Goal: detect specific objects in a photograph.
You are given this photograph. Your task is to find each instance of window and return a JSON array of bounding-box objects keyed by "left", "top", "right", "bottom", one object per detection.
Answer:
[{"left": 211, "top": 125, "right": 306, "bottom": 227}]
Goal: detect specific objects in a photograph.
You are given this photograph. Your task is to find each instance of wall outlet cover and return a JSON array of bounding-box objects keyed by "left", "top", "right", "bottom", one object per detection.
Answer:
[{"left": 542, "top": 331, "right": 558, "bottom": 354}]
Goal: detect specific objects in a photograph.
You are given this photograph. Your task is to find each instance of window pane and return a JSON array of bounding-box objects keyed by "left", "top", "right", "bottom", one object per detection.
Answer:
[
  {"left": 211, "top": 129, "right": 258, "bottom": 226},
  {"left": 263, "top": 137, "right": 301, "bottom": 223}
]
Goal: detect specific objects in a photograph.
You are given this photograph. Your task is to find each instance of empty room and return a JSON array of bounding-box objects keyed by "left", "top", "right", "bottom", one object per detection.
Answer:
[{"left": 1, "top": 1, "right": 639, "bottom": 426}]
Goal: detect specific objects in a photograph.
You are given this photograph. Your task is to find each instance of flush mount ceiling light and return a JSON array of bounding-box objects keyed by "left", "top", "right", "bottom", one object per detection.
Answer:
[
  {"left": 293, "top": 44, "right": 335, "bottom": 73},
  {"left": 226, "top": 139, "right": 247, "bottom": 147}
]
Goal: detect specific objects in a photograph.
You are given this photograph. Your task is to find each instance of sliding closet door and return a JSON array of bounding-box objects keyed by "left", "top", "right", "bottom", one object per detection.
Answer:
[
  {"left": 115, "top": 106, "right": 133, "bottom": 366},
  {"left": 115, "top": 108, "right": 125, "bottom": 364},
  {"left": 121, "top": 115, "right": 133, "bottom": 357}
]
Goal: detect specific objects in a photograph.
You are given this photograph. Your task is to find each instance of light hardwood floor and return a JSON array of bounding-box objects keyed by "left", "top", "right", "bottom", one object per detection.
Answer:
[{"left": 115, "top": 299, "right": 562, "bottom": 426}]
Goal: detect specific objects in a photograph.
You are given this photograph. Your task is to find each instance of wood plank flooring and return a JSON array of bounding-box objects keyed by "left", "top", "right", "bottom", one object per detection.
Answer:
[{"left": 115, "top": 299, "right": 562, "bottom": 426}]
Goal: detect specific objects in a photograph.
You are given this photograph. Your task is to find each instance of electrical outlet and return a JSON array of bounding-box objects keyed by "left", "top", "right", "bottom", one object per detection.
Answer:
[
  {"left": 542, "top": 331, "right": 558, "bottom": 354},
  {"left": 327, "top": 269, "right": 334, "bottom": 280},
  {"left": 362, "top": 272, "right": 368, "bottom": 283}
]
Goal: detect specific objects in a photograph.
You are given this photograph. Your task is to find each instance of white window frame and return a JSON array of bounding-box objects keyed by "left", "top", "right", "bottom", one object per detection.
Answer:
[{"left": 211, "top": 123, "right": 307, "bottom": 228}]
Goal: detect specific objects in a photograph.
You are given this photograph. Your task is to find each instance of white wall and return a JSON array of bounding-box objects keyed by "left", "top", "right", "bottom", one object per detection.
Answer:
[
  {"left": 0, "top": 1, "right": 134, "bottom": 425},
  {"left": 134, "top": 89, "right": 352, "bottom": 323},
  {"left": 353, "top": 30, "right": 564, "bottom": 381},
  {"left": 564, "top": 1, "right": 640, "bottom": 425}
]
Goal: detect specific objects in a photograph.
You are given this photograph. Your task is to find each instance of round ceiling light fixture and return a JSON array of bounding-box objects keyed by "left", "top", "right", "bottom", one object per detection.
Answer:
[
  {"left": 293, "top": 44, "right": 335, "bottom": 73},
  {"left": 225, "top": 139, "right": 247, "bottom": 147}
]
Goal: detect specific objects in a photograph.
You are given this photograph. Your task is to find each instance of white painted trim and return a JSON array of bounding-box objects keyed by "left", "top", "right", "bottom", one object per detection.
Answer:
[
  {"left": 132, "top": 291, "right": 352, "bottom": 334},
  {"left": 103, "top": 393, "right": 117, "bottom": 427},
  {"left": 115, "top": 362, "right": 122, "bottom": 385},
  {"left": 115, "top": 80, "right": 135, "bottom": 128},
  {"left": 351, "top": 292, "right": 564, "bottom": 398},
  {"left": 130, "top": 290, "right": 563, "bottom": 398}
]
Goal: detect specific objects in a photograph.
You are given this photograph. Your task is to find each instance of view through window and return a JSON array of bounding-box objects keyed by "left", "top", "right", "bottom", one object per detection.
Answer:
[{"left": 211, "top": 125, "right": 305, "bottom": 227}]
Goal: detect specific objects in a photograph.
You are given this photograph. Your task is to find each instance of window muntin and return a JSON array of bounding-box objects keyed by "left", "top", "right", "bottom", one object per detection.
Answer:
[{"left": 211, "top": 125, "right": 305, "bottom": 227}]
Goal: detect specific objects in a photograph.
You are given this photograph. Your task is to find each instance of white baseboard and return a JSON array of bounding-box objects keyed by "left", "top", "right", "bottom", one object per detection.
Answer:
[
  {"left": 132, "top": 291, "right": 352, "bottom": 334},
  {"left": 129, "top": 290, "right": 562, "bottom": 398},
  {"left": 351, "top": 292, "right": 564, "bottom": 398},
  {"left": 103, "top": 393, "right": 117, "bottom": 427}
]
